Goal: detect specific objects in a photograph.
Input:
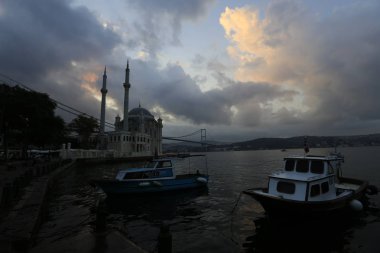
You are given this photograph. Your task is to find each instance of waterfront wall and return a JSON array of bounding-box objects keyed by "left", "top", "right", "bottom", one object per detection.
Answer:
[{"left": 59, "top": 143, "right": 152, "bottom": 160}]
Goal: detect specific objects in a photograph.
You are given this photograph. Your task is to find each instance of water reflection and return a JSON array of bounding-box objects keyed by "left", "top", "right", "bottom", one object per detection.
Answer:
[
  {"left": 243, "top": 213, "right": 369, "bottom": 253},
  {"left": 105, "top": 188, "right": 209, "bottom": 221}
]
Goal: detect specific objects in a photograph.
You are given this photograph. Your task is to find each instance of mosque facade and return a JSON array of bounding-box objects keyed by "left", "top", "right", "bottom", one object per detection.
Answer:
[{"left": 99, "top": 63, "right": 163, "bottom": 157}]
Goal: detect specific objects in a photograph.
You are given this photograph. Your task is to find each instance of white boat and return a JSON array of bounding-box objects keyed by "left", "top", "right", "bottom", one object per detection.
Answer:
[
  {"left": 244, "top": 153, "right": 371, "bottom": 217},
  {"left": 91, "top": 155, "right": 209, "bottom": 195}
]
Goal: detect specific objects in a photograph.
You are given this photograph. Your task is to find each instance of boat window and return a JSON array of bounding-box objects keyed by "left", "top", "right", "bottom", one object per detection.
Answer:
[
  {"left": 145, "top": 161, "right": 157, "bottom": 168},
  {"left": 310, "top": 161, "right": 324, "bottom": 174},
  {"left": 285, "top": 160, "right": 295, "bottom": 171},
  {"left": 162, "top": 161, "right": 172, "bottom": 168},
  {"left": 310, "top": 184, "right": 320, "bottom": 197},
  {"left": 321, "top": 182, "right": 329, "bottom": 193},
  {"left": 277, "top": 181, "right": 296, "bottom": 194},
  {"left": 296, "top": 160, "right": 309, "bottom": 173}
]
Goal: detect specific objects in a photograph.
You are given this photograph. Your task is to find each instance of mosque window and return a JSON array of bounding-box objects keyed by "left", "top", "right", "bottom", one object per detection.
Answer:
[
  {"left": 123, "top": 136, "right": 125, "bottom": 141},
  {"left": 118, "top": 136, "right": 120, "bottom": 141}
]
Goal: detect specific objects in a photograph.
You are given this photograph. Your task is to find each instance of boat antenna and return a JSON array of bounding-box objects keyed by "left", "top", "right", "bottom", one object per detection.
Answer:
[{"left": 304, "top": 136, "right": 310, "bottom": 156}]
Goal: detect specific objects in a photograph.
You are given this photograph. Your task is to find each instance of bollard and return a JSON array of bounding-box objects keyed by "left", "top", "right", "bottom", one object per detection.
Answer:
[
  {"left": 158, "top": 223, "right": 172, "bottom": 253},
  {"left": 96, "top": 199, "right": 107, "bottom": 232}
]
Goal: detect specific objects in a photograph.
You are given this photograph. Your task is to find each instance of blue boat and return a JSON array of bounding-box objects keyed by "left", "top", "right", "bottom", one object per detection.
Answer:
[{"left": 91, "top": 156, "right": 209, "bottom": 195}]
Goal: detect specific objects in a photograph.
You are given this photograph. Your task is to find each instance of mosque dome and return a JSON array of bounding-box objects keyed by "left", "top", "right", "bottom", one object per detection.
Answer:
[{"left": 128, "top": 107, "right": 154, "bottom": 118}]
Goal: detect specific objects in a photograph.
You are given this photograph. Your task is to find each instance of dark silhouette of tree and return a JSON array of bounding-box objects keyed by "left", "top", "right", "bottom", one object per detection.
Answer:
[
  {"left": 0, "top": 84, "right": 65, "bottom": 160},
  {"left": 68, "top": 114, "right": 99, "bottom": 149}
]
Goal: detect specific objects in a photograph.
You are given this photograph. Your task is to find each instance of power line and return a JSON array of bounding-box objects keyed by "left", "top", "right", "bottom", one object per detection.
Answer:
[{"left": 0, "top": 72, "right": 115, "bottom": 129}]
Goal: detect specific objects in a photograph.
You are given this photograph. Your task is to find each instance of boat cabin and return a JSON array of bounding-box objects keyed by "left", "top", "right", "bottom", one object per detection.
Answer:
[
  {"left": 268, "top": 155, "right": 345, "bottom": 201},
  {"left": 115, "top": 159, "right": 176, "bottom": 181}
]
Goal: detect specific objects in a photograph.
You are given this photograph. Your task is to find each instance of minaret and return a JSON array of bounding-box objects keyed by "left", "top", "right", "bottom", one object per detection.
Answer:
[
  {"left": 123, "top": 61, "right": 131, "bottom": 131},
  {"left": 100, "top": 66, "right": 107, "bottom": 134}
]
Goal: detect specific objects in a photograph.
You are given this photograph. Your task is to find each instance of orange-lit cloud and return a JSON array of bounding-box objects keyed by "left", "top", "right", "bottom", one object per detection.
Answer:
[
  {"left": 219, "top": 1, "right": 380, "bottom": 135},
  {"left": 220, "top": 4, "right": 313, "bottom": 84},
  {"left": 80, "top": 72, "right": 120, "bottom": 112}
]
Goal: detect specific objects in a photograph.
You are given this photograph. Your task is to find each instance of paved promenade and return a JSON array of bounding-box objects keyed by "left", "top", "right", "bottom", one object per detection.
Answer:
[{"left": 0, "top": 159, "right": 148, "bottom": 253}]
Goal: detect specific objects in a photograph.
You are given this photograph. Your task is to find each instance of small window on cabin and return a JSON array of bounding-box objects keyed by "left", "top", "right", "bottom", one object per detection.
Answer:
[
  {"left": 310, "top": 161, "right": 324, "bottom": 174},
  {"left": 321, "top": 182, "right": 329, "bottom": 194},
  {"left": 277, "top": 181, "right": 296, "bottom": 194},
  {"left": 162, "top": 161, "right": 172, "bottom": 167},
  {"left": 285, "top": 160, "right": 295, "bottom": 171},
  {"left": 310, "top": 184, "right": 321, "bottom": 197},
  {"left": 145, "top": 161, "right": 156, "bottom": 168},
  {"left": 296, "top": 160, "right": 309, "bottom": 173}
]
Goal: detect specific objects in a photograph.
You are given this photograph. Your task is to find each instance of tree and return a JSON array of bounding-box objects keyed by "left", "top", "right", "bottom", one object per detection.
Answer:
[
  {"left": 68, "top": 114, "right": 99, "bottom": 149},
  {"left": 0, "top": 84, "right": 65, "bottom": 160}
]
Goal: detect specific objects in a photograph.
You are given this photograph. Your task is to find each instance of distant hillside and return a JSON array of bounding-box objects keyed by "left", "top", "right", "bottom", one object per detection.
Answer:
[
  {"left": 163, "top": 140, "right": 229, "bottom": 153},
  {"left": 163, "top": 133, "right": 380, "bottom": 153}
]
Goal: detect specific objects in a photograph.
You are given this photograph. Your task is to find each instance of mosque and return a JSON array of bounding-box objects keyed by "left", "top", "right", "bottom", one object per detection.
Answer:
[{"left": 98, "top": 62, "right": 163, "bottom": 157}]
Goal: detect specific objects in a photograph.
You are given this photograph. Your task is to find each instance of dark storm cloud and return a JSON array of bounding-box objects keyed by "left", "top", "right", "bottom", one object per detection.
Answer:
[
  {"left": 0, "top": 0, "right": 121, "bottom": 120},
  {"left": 107, "top": 60, "right": 296, "bottom": 126},
  {"left": 125, "top": 0, "right": 215, "bottom": 57},
  {"left": 289, "top": 0, "right": 380, "bottom": 133}
]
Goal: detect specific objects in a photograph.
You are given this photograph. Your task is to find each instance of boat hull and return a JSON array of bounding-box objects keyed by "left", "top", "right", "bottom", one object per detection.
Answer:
[
  {"left": 244, "top": 177, "right": 368, "bottom": 217},
  {"left": 91, "top": 174, "right": 209, "bottom": 195}
]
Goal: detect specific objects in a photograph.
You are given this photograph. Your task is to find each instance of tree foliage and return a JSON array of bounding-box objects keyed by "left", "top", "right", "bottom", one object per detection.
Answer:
[
  {"left": 68, "top": 114, "right": 99, "bottom": 148},
  {"left": 0, "top": 84, "right": 65, "bottom": 157}
]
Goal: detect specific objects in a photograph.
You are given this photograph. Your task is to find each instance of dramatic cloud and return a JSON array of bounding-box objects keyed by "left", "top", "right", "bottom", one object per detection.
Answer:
[
  {"left": 1, "top": 0, "right": 379, "bottom": 141},
  {"left": 220, "top": 0, "right": 380, "bottom": 136},
  {"left": 124, "top": 0, "right": 215, "bottom": 58},
  {"left": 105, "top": 60, "right": 297, "bottom": 130},
  {"left": 0, "top": 0, "right": 121, "bottom": 121}
]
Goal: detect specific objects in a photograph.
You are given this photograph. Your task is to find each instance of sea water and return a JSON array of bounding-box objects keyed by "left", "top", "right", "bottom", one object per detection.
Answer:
[{"left": 32, "top": 147, "right": 380, "bottom": 252}]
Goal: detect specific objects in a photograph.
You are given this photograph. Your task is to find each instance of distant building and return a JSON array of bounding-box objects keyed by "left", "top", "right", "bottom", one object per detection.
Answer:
[{"left": 99, "top": 62, "right": 163, "bottom": 157}]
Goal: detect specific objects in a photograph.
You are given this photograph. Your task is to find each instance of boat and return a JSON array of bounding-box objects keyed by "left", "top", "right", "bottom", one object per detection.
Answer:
[
  {"left": 91, "top": 155, "right": 209, "bottom": 195},
  {"left": 243, "top": 153, "right": 371, "bottom": 217}
]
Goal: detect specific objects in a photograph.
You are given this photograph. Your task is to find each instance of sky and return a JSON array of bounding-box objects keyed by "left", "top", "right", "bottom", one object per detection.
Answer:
[{"left": 0, "top": 0, "right": 379, "bottom": 142}]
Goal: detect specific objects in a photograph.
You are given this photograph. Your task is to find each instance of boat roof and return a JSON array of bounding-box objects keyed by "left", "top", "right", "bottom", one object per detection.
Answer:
[
  {"left": 284, "top": 154, "right": 344, "bottom": 161},
  {"left": 270, "top": 171, "right": 326, "bottom": 182}
]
